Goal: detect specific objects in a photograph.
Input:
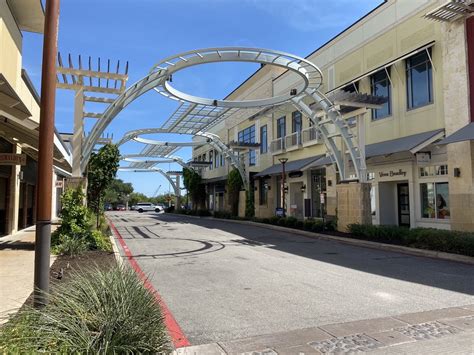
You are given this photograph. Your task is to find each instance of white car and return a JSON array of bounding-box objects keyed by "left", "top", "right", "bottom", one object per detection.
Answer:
[{"left": 135, "top": 202, "right": 160, "bottom": 213}]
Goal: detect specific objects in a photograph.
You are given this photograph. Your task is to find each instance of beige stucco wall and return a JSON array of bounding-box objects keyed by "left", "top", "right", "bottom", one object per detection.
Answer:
[{"left": 441, "top": 20, "right": 474, "bottom": 231}]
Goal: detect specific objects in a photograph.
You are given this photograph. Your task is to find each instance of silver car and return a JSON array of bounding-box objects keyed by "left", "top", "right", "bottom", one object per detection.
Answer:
[{"left": 135, "top": 202, "right": 160, "bottom": 213}]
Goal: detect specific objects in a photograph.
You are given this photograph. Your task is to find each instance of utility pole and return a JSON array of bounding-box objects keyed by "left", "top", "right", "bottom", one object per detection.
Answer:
[{"left": 33, "top": 0, "right": 60, "bottom": 307}]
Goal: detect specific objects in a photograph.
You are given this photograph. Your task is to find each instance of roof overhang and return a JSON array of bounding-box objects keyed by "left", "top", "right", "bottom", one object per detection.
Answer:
[
  {"left": 0, "top": 74, "right": 32, "bottom": 118},
  {"left": 7, "top": 0, "right": 45, "bottom": 33},
  {"left": 438, "top": 122, "right": 474, "bottom": 145}
]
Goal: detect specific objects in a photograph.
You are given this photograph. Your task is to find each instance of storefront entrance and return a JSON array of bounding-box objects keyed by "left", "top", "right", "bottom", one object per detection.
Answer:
[{"left": 397, "top": 183, "right": 410, "bottom": 227}]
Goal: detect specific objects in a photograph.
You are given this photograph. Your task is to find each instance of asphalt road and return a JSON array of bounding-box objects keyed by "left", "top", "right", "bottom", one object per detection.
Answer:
[{"left": 108, "top": 212, "right": 474, "bottom": 345}]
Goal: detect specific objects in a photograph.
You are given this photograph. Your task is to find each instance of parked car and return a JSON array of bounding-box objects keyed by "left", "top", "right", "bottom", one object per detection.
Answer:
[
  {"left": 104, "top": 204, "right": 112, "bottom": 211},
  {"left": 117, "top": 204, "right": 126, "bottom": 211},
  {"left": 135, "top": 202, "right": 160, "bottom": 213},
  {"left": 155, "top": 204, "right": 166, "bottom": 212}
]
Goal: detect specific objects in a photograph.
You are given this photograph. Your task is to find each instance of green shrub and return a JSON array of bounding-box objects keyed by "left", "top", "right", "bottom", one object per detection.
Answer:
[
  {"left": 285, "top": 217, "right": 298, "bottom": 228},
  {"left": 347, "top": 224, "right": 474, "bottom": 257},
  {"left": 269, "top": 216, "right": 280, "bottom": 225},
  {"left": 303, "top": 219, "right": 315, "bottom": 231},
  {"left": 295, "top": 220, "right": 304, "bottom": 229},
  {"left": 52, "top": 235, "right": 88, "bottom": 256},
  {"left": 260, "top": 218, "right": 271, "bottom": 224},
  {"left": 214, "top": 210, "right": 233, "bottom": 219},
  {"left": 311, "top": 220, "right": 325, "bottom": 233},
  {"left": 325, "top": 219, "right": 337, "bottom": 232},
  {"left": 277, "top": 218, "right": 287, "bottom": 227},
  {"left": 88, "top": 230, "right": 112, "bottom": 252},
  {"left": 0, "top": 265, "right": 170, "bottom": 353},
  {"left": 196, "top": 209, "right": 212, "bottom": 217}
]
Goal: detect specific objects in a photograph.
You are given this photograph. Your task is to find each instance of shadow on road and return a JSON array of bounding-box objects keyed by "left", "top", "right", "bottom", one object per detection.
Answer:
[{"left": 150, "top": 213, "right": 474, "bottom": 296}]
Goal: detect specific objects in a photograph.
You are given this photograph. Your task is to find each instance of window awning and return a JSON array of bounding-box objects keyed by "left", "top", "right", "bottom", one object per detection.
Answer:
[
  {"left": 437, "top": 123, "right": 474, "bottom": 145},
  {"left": 255, "top": 155, "right": 324, "bottom": 177},
  {"left": 365, "top": 129, "right": 445, "bottom": 157}
]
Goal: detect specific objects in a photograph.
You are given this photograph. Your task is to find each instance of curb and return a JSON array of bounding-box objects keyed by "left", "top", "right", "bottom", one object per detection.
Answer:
[
  {"left": 108, "top": 232, "right": 123, "bottom": 266},
  {"left": 106, "top": 217, "right": 190, "bottom": 349},
  {"left": 171, "top": 214, "right": 474, "bottom": 266}
]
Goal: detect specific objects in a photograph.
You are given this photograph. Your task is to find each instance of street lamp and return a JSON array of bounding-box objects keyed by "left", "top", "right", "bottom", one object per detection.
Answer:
[{"left": 278, "top": 157, "right": 288, "bottom": 217}]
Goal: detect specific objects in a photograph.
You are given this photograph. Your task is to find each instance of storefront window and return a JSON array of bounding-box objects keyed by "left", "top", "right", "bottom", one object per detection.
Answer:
[
  {"left": 420, "top": 182, "right": 450, "bottom": 219},
  {"left": 419, "top": 165, "right": 448, "bottom": 177}
]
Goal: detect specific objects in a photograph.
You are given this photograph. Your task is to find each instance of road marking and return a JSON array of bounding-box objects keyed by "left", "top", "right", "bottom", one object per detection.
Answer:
[{"left": 107, "top": 216, "right": 190, "bottom": 348}]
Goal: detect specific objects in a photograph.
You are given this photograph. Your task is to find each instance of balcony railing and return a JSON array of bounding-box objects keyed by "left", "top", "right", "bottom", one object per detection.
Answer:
[
  {"left": 270, "top": 137, "right": 285, "bottom": 153},
  {"left": 302, "top": 127, "right": 320, "bottom": 145},
  {"left": 285, "top": 131, "right": 301, "bottom": 150}
]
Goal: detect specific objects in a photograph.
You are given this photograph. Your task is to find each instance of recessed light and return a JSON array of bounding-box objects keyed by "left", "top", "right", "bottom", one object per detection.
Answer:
[{"left": 12, "top": 137, "right": 19, "bottom": 142}]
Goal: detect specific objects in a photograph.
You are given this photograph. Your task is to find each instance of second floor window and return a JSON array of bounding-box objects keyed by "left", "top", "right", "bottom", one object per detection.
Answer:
[
  {"left": 260, "top": 125, "right": 268, "bottom": 154},
  {"left": 292, "top": 111, "right": 302, "bottom": 133},
  {"left": 371, "top": 69, "right": 391, "bottom": 120},
  {"left": 209, "top": 150, "right": 213, "bottom": 170},
  {"left": 277, "top": 116, "right": 286, "bottom": 139},
  {"left": 238, "top": 125, "right": 256, "bottom": 166},
  {"left": 406, "top": 49, "right": 433, "bottom": 110}
]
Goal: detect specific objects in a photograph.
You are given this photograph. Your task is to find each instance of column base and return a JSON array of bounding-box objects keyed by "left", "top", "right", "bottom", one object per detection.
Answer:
[{"left": 336, "top": 182, "right": 372, "bottom": 232}]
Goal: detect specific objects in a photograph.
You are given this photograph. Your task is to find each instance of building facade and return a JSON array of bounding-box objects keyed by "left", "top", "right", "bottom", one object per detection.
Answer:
[
  {"left": 192, "top": 0, "right": 474, "bottom": 232},
  {"left": 0, "top": 0, "right": 71, "bottom": 237}
]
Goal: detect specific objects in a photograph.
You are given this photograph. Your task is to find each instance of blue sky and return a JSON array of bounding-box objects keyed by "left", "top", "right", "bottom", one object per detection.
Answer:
[{"left": 23, "top": 0, "right": 382, "bottom": 196}]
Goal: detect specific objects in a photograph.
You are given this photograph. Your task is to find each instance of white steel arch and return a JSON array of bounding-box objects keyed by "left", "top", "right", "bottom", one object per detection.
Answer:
[
  {"left": 118, "top": 167, "right": 180, "bottom": 196},
  {"left": 85, "top": 47, "right": 363, "bottom": 182}
]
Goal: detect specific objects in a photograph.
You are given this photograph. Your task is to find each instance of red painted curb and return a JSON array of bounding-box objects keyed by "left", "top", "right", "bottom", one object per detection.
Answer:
[{"left": 107, "top": 217, "right": 190, "bottom": 348}]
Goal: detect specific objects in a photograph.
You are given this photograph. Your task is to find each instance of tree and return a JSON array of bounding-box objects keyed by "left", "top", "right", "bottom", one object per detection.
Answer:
[
  {"left": 128, "top": 192, "right": 150, "bottom": 206},
  {"left": 228, "top": 168, "right": 243, "bottom": 216},
  {"left": 104, "top": 179, "right": 134, "bottom": 206},
  {"left": 87, "top": 144, "right": 120, "bottom": 227},
  {"left": 182, "top": 168, "right": 206, "bottom": 210}
]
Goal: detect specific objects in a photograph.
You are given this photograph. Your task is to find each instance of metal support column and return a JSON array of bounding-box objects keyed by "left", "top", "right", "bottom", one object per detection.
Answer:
[{"left": 34, "top": 0, "right": 60, "bottom": 307}]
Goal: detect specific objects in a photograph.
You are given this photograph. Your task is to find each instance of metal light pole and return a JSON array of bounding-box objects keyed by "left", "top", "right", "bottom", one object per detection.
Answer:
[
  {"left": 279, "top": 157, "right": 288, "bottom": 217},
  {"left": 34, "top": 0, "right": 60, "bottom": 307}
]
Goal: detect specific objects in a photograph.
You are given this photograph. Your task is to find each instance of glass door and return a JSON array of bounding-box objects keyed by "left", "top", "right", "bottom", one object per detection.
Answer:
[{"left": 397, "top": 183, "right": 410, "bottom": 227}]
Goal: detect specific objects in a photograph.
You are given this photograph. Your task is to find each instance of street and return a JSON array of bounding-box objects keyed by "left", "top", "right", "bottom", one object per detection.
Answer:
[{"left": 108, "top": 212, "right": 474, "bottom": 346}]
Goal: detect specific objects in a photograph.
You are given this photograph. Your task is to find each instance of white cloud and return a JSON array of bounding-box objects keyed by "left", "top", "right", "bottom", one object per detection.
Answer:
[{"left": 246, "top": 0, "right": 382, "bottom": 32}]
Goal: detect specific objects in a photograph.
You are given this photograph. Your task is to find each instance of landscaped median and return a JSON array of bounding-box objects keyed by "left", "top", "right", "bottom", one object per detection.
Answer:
[
  {"left": 172, "top": 209, "right": 474, "bottom": 261},
  {"left": 0, "top": 187, "right": 171, "bottom": 353}
]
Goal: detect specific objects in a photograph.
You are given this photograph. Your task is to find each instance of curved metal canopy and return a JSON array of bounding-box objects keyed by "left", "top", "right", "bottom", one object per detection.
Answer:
[{"left": 85, "top": 47, "right": 364, "bottom": 182}]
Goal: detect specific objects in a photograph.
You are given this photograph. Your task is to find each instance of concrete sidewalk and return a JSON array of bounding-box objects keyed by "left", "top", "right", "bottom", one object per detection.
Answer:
[
  {"left": 175, "top": 305, "right": 474, "bottom": 354},
  {"left": 0, "top": 227, "right": 55, "bottom": 323}
]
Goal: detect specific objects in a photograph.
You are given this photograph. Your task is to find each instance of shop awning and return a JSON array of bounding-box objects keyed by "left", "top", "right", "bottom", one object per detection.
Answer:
[
  {"left": 303, "top": 130, "right": 445, "bottom": 170},
  {"left": 365, "top": 129, "right": 444, "bottom": 157},
  {"left": 255, "top": 155, "right": 323, "bottom": 177},
  {"left": 437, "top": 123, "right": 474, "bottom": 145}
]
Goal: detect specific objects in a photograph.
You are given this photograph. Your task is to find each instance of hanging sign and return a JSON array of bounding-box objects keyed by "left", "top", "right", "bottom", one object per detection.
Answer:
[
  {"left": 0, "top": 153, "right": 26, "bottom": 165},
  {"left": 55, "top": 180, "right": 64, "bottom": 188},
  {"left": 320, "top": 193, "right": 325, "bottom": 204}
]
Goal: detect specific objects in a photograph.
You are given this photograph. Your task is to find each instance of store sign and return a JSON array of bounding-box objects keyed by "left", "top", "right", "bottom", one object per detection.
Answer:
[
  {"left": 55, "top": 180, "right": 64, "bottom": 188},
  {"left": 275, "top": 207, "right": 285, "bottom": 217},
  {"left": 320, "top": 193, "right": 325, "bottom": 204},
  {"left": 378, "top": 169, "right": 407, "bottom": 179},
  {"left": 0, "top": 153, "right": 26, "bottom": 165}
]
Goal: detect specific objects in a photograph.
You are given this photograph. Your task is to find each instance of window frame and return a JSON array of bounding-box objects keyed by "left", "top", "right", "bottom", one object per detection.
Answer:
[
  {"left": 406, "top": 49, "right": 433, "bottom": 110},
  {"left": 371, "top": 68, "right": 392, "bottom": 120},
  {"left": 277, "top": 116, "right": 286, "bottom": 139},
  {"left": 238, "top": 125, "right": 256, "bottom": 166},
  {"left": 291, "top": 111, "right": 302, "bottom": 133},
  {"left": 260, "top": 124, "right": 268, "bottom": 154}
]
